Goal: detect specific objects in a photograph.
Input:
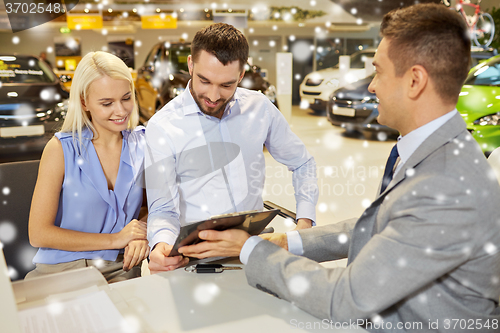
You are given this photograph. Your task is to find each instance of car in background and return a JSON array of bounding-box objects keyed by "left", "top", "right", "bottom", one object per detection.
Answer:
[
  {"left": 458, "top": 54, "right": 500, "bottom": 156},
  {"left": 135, "top": 42, "right": 277, "bottom": 124},
  {"left": 470, "top": 47, "right": 498, "bottom": 68},
  {"left": 326, "top": 74, "right": 399, "bottom": 141},
  {"left": 0, "top": 54, "right": 68, "bottom": 155},
  {"left": 135, "top": 42, "right": 191, "bottom": 123},
  {"left": 240, "top": 63, "right": 277, "bottom": 107},
  {"left": 299, "top": 48, "right": 376, "bottom": 113},
  {"left": 324, "top": 48, "right": 497, "bottom": 142},
  {"left": 301, "top": 46, "right": 495, "bottom": 115}
]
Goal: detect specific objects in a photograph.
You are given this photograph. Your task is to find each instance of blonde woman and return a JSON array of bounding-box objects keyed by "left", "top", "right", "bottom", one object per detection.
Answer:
[{"left": 26, "top": 51, "right": 148, "bottom": 282}]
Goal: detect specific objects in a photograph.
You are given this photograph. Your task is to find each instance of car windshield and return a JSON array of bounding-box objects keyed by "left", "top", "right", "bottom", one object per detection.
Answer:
[
  {"left": 0, "top": 56, "right": 56, "bottom": 84},
  {"left": 466, "top": 58, "right": 500, "bottom": 86},
  {"left": 166, "top": 45, "right": 190, "bottom": 73},
  {"left": 470, "top": 57, "right": 484, "bottom": 69}
]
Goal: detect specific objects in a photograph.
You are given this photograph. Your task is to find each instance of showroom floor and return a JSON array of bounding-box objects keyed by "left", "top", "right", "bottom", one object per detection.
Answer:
[{"left": 263, "top": 105, "right": 395, "bottom": 228}]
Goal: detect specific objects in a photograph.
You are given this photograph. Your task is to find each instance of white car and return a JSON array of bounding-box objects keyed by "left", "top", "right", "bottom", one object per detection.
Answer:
[{"left": 299, "top": 49, "right": 376, "bottom": 113}]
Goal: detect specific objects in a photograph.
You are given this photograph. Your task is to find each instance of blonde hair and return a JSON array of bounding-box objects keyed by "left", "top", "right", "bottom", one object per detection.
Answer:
[{"left": 60, "top": 51, "right": 139, "bottom": 145}]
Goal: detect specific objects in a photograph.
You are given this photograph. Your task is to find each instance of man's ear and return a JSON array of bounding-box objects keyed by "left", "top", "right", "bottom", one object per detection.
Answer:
[
  {"left": 187, "top": 55, "right": 193, "bottom": 76},
  {"left": 237, "top": 61, "right": 246, "bottom": 83},
  {"left": 408, "top": 65, "right": 428, "bottom": 99}
]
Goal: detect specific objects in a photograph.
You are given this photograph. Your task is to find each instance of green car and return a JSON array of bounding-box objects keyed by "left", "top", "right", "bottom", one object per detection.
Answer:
[{"left": 458, "top": 55, "right": 500, "bottom": 156}]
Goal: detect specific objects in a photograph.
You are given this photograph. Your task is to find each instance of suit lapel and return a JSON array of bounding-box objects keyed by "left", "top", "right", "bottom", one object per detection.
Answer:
[
  {"left": 347, "top": 113, "right": 468, "bottom": 264},
  {"left": 381, "top": 113, "right": 466, "bottom": 196}
]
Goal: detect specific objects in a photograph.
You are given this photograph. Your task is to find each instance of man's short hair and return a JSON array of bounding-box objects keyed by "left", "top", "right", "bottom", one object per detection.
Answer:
[
  {"left": 191, "top": 23, "right": 249, "bottom": 72},
  {"left": 381, "top": 3, "right": 471, "bottom": 104}
]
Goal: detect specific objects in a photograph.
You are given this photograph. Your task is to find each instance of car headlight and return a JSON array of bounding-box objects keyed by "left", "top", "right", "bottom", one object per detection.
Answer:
[
  {"left": 264, "top": 84, "right": 277, "bottom": 103},
  {"left": 474, "top": 112, "right": 500, "bottom": 126},
  {"left": 55, "top": 99, "right": 69, "bottom": 115},
  {"left": 362, "top": 96, "right": 379, "bottom": 104},
  {"left": 305, "top": 75, "right": 323, "bottom": 86}
]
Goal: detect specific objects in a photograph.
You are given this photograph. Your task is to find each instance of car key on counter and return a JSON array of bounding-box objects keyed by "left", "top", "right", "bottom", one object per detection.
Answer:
[{"left": 185, "top": 263, "right": 243, "bottom": 273}]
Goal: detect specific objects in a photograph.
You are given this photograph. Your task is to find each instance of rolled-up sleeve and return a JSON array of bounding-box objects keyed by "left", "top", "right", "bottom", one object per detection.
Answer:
[
  {"left": 264, "top": 105, "right": 318, "bottom": 224},
  {"left": 145, "top": 121, "right": 181, "bottom": 248}
]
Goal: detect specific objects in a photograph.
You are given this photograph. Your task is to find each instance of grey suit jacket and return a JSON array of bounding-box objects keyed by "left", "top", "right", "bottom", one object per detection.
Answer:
[{"left": 246, "top": 113, "right": 500, "bottom": 332}]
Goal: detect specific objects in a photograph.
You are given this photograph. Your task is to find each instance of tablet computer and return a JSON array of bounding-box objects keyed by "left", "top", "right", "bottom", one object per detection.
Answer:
[{"left": 169, "top": 209, "right": 280, "bottom": 257}]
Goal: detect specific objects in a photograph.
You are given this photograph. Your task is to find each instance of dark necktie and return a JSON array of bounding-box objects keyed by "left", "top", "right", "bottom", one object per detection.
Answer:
[{"left": 380, "top": 144, "right": 399, "bottom": 194}]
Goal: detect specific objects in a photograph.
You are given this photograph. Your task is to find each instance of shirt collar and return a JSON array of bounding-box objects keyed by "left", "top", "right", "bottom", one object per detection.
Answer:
[
  {"left": 80, "top": 126, "right": 131, "bottom": 167},
  {"left": 182, "top": 80, "right": 240, "bottom": 118},
  {"left": 397, "top": 109, "right": 457, "bottom": 166},
  {"left": 182, "top": 81, "right": 200, "bottom": 116}
]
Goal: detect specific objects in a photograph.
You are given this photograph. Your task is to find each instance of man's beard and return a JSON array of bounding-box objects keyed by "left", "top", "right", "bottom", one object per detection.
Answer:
[{"left": 190, "top": 81, "right": 232, "bottom": 118}]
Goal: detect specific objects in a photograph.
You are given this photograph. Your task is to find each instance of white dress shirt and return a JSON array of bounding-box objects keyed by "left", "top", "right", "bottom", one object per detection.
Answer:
[{"left": 146, "top": 83, "right": 318, "bottom": 249}]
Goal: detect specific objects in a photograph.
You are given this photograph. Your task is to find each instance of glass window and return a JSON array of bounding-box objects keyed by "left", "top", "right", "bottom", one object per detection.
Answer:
[
  {"left": 315, "top": 38, "right": 375, "bottom": 70},
  {"left": 166, "top": 44, "right": 190, "bottom": 73},
  {"left": 466, "top": 60, "right": 500, "bottom": 86},
  {"left": 315, "top": 38, "right": 344, "bottom": 70},
  {"left": 350, "top": 51, "right": 376, "bottom": 69}
]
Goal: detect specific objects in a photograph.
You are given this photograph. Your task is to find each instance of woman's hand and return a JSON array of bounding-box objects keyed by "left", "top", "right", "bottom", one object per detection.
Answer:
[
  {"left": 123, "top": 239, "right": 150, "bottom": 271},
  {"left": 114, "top": 219, "right": 147, "bottom": 249}
]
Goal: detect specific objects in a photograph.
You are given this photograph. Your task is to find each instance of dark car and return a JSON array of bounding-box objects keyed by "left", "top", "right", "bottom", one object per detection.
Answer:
[
  {"left": 0, "top": 55, "right": 69, "bottom": 155},
  {"left": 136, "top": 42, "right": 277, "bottom": 123},
  {"left": 326, "top": 74, "right": 399, "bottom": 140},
  {"left": 324, "top": 48, "right": 497, "bottom": 142}
]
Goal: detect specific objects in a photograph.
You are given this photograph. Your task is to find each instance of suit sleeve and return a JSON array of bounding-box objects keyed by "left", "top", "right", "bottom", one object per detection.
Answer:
[
  {"left": 245, "top": 175, "right": 478, "bottom": 322},
  {"left": 298, "top": 218, "right": 357, "bottom": 262},
  {"left": 145, "top": 120, "right": 181, "bottom": 248}
]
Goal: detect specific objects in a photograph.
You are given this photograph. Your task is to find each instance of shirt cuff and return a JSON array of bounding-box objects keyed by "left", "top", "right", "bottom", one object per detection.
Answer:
[
  {"left": 286, "top": 230, "right": 304, "bottom": 256},
  {"left": 240, "top": 236, "right": 264, "bottom": 265},
  {"left": 149, "top": 230, "right": 177, "bottom": 250},
  {"left": 296, "top": 201, "right": 316, "bottom": 226}
]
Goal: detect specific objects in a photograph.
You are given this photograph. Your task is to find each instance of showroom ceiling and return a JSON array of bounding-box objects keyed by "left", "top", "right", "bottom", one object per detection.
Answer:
[
  {"left": 109, "top": 0, "right": 497, "bottom": 22},
  {"left": 329, "top": 0, "right": 440, "bottom": 21},
  {"left": 2, "top": 0, "right": 496, "bottom": 31},
  {"left": 331, "top": 0, "right": 499, "bottom": 22}
]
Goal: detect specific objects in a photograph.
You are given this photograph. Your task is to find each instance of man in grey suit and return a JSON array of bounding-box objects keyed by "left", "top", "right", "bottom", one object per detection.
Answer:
[{"left": 179, "top": 3, "right": 500, "bottom": 331}]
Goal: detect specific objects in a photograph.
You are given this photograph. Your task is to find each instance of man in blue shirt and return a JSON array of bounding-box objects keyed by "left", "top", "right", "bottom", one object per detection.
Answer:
[{"left": 145, "top": 23, "right": 318, "bottom": 273}]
